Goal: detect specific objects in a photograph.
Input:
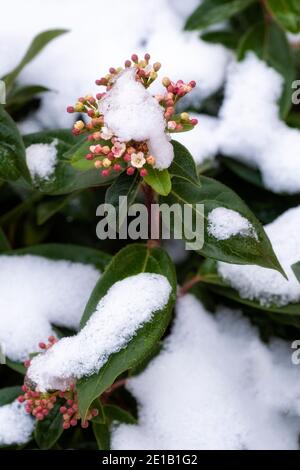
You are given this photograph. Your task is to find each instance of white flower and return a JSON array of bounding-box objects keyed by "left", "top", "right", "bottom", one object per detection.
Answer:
[
  {"left": 100, "top": 126, "right": 114, "bottom": 140},
  {"left": 112, "top": 141, "right": 126, "bottom": 158},
  {"left": 131, "top": 152, "right": 146, "bottom": 168}
]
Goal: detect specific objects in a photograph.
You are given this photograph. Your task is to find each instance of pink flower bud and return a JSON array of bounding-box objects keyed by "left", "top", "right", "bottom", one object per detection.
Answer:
[
  {"left": 91, "top": 408, "right": 99, "bottom": 417},
  {"left": 87, "top": 109, "right": 94, "bottom": 117},
  {"left": 67, "top": 408, "right": 74, "bottom": 416},
  {"left": 191, "top": 118, "right": 198, "bottom": 125},
  {"left": 109, "top": 67, "right": 116, "bottom": 74},
  {"left": 60, "top": 406, "right": 67, "bottom": 414},
  {"left": 125, "top": 60, "right": 131, "bottom": 68},
  {"left": 140, "top": 169, "right": 148, "bottom": 177},
  {"left": 113, "top": 164, "right": 122, "bottom": 172},
  {"left": 36, "top": 413, "right": 44, "bottom": 421},
  {"left": 39, "top": 342, "right": 46, "bottom": 349},
  {"left": 189, "top": 80, "right": 196, "bottom": 88},
  {"left": 70, "top": 419, "right": 77, "bottom": 427},
  {"left": 126, "top": 167, "right": 135, "bottom": 176},
  {"left": 123, "top": 154, "right": 131, "bottom": 162},
  {"left": 24, "top": 360, "right": 31, "bottom": 368},
  {"left": 67, "top": 106, "right": 74, "bottom": 113},
  {"left": 63, "top": 422, "right": 70, "bottom": 430},
  {"left": 18, "top": 396, "right": 25, "bottom": 403},
  {"left": 131, "top": 54, "right": 138, "bottom": 63},
  {"left": 144, "top": 53, "right": 150, "bottom": 61},
  {"left": 81, "top": 421, "right": 89, "bottom": 429},
  {"left": 101, "top": 169, "right": 110, "bottom": 177}
]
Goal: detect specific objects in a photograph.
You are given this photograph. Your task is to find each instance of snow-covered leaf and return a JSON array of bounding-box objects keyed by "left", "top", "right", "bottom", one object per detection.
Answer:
[
  {"left": 162, "top": 175, "right": 284, "bottom": 274},
  {"left": 77, "top": 244, "right": 176, "bottom": 420}
]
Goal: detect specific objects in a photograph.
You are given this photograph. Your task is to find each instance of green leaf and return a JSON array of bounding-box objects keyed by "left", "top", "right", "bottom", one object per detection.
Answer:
[
  {"left": 237, "top": 21, "right": 295, "bottom": 118},
  {"left": 0, "top": 105, "right": 29, "bottom": 181},
  {"left": 143, "top": 167, "right": 171, "bottom": 196},
  {"left": 104, "top": 404, "right": 137, "bottom": 425},
  {"left": 6, "top": 84, "right": 50, "bottom": 111},
  {"left": 0, "top": 386, "right": 22, "bottom": 405},
  {"left": 22, "top": 134, "right": 117, "bottom": 195},
  {"left": 266, "top": 0, "right": 300, "bottom": 33},
  {"left": 5, "top": 359, "right": 26, "bottom": 375},
  {"left": 92, "top": 422, "right": 110, "bottom": 450},
  {"left": 161, "top": 175, "right": 284, "bottom": 274},
  {"left": 170, "top": 140, "right": 199, "bottom": 185},
  {"left": 2, "top": 243, "right": 111, "bottom": 272},
  {"left": 36, "top": 194, "right": 74, "bottom": 225},
  {"left": 184, "top": 0, "right": 256, "bottom": 30},
  {"left": 34, "top": 402, "right": 63, "bottom": 449},
  {"left": 24, "top": 129, "right": 78, "bottom": 146},
  {"left": 0, "top": 227, "right": 10, "bottom": 251},
  {"left": 105, "top": 171, "right": 141, "bottom": 226},
  {"left": 2, "top": 30, "right": 68, "bottom": 90},
  {"left": 292, "top": 261, "right": 300, "bottom": 283},
  {"left": 77, "top": 244, "right": 176, "bottom": 419},
  {"left": 200, "top": 30, "right": 240, "bottom": 49},
  {"left": 221, "top": 157, "right": 264, "bottom": 188}
]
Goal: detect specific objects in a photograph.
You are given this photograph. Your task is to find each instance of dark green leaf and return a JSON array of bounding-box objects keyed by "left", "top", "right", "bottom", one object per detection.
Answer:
[
  {"left": 104, "top": 404, "right": 137, "bottom": 425},
  {"left": 77, "top": 244, "right": 176, "bottom": 419},
  {"left": 24, "top": 129, "right": 78, "bottom": 146},
  {"left": 0, "top": 386, "right": 22, "bottom": 405},
  {"left": 105, "top": 171, "right": 141, "bottom": 226},
  {"left": 92, "top": 422, "right": 110, "bottom": 450},
  {"left": 221, "top": 157, "right": 264, "bottom": 188},
  {"left": 185, "top": 0, "right": 255, "bottom": 30},
  {"left": 36, "top": 194, "right": 74, "bottom": 225},
  {"left": 292, "top": 261, "right": 300, "bottom": 283},
  {"left": 143, "top": 167, "right": 171, "bottom": 196},
  {"left": 161, "top": 175, "right": 284, "bottom": 274},
  {"left": 0, "top": 227, "right": 10, "bottom": 251},
  {"left": 34, "top": 402, "right": 63, "bottom": 449},
  {"left": 0, "top": 105, "right": 29, "bottom": 181},
  {"left": 170, "top": 140, "right": 199, "bottom": 184},
  {"left": 266, "top": 0, "right": 300, "bottom": 33},
  {"left": 6, "top": 84, "right": 50, "bottom": 111},
  {"left": 2, "top": 30, "right": 68, "bottom": 90},
  {"left": 200, "top": 30, "right": 240, "bottom": 49},
  {"left": 5, "top": 359, "right": 26, "bottom": 375},
  {"left": 237, "top": 21, "right": 295, "bottom": 118},
  {"left": 2, "top": 243, "right": 111, "bottom": 272}
]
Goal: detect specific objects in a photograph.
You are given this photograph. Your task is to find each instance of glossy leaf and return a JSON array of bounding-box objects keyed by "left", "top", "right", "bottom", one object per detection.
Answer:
[
  {"left": 292, "top": 261, "right": 300, "bottom": 283},
  {"left": 161, "top": 175, "right": 284, "bottom": 274},
  {"left": 143, "top": 167, "right": 171, "bottom": 196},
  {"left": 170, "top": 140, "right": 199, "bottom": 184},
  {"left": 77, "top": 244, "right": 176, "bottom": 419},
  {"left": 266, "top": 0, "right": 300, "bottom": 33},
  {"left": 92, "top": 422, "right": 110, "bottom": 450},
  {"left": 0, "top": 105, "right": 29, "bottom": 181},
  {"left": 185, "top": 0, "right": 255, "bottom": 30},
  {"left": 34, "top": 402, "right": 63, "bottom": 449},
  {"left": 2, "top": 30, "right": 68, "bottom": 90},
  {"left": 0, "top": 386, "right": 21, "bottom": 405},
  {"left": 105, "top": 171, "right": 141, "bottom": 227}
]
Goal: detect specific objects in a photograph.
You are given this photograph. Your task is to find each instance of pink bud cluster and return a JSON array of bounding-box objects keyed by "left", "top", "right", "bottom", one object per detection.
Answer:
[
  {"left": 18, "top": 337, "right": 99, "bottom": 430},
  {"left": 67, "top": 53, "right": 198, "bottom": 179}
]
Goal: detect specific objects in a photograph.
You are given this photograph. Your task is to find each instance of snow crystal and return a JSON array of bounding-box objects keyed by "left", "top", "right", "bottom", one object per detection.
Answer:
[
  {"left": 27, "top": 273, "right": 172, "bottom": 391},
  {"left": 26, "top": 139, "right": 58, "bottom": 180},
  {"left": 218, "top": 53, "right": 300, "bottom": 194},
  {"left": 0, "top": 0, "right": 230, "bottom": 130},
  {"left": 0, "top": 255, "right": 100, "bottom": 361},
  {"left": 99, "top": 68, "right": 174, "bottom": 169},
  {"left": 112, "top": 295, "right": 300, "bottom": 450},
  {"left": 0, "top": 401, "right": 34, "bottom": 446},
  {"left": 174, "top": 114, "right": 219, "bottom": 165},
  {"left": 207, "top": 207, "right": 257, "bottom": 241},
  {"left": 218, "top": 205, "right": 300, "bottom": 307}
]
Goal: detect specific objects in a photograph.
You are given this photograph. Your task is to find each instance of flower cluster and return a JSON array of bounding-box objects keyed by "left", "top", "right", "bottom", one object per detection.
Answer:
[
  {"left": 18, "top": 337, "right": 98, "bottom": 430},
  {"left": 67, "top": 53, "right": 198, "bottom": 178}
]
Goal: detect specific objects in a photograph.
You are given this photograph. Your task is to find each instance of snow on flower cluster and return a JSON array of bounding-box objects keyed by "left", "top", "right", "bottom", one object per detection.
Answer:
[
  {"left": 27, "top": 273, "right": 172, "bottom": 391},
  {"left": 111, "top": 295, "right": 300, "bottom": 450},
  {"left": 218, "top": 205, "right": 300, "bottom": 307},
  {"left": 0, "top": 401, "right": 34, "bottom": 446},
  {"left": 67, "top": 53, "right": 198, "bottom": 177},
  {"left": 0, "top": 255, "right": 100, "bottom": 362},
  {"left": 207, "top": 207, "right": 257, "bottom": 241}
]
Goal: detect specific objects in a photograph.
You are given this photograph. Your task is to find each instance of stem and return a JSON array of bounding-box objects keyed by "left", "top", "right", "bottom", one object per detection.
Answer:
[
  {"left": 142, "top": 183, "right": 160, "bottom": 247},
  {"left": 178, "top": 275, "right": 202, "bottom": 297},
  {"left": 101, "top": 378, "right": 127, "bottom": 404}
]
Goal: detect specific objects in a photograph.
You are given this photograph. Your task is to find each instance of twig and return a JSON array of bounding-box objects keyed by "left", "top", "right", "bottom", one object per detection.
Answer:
[{"left": 178, "top": 275, "right": 202, "bottom": 297}]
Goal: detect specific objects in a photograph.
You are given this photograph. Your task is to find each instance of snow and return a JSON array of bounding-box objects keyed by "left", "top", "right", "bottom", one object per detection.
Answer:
[
  {"left": 99, "top": 68, "right": 174, "bottom": 169},
  {"left": 0, "top": 255, "right": 100, "bottom": 362},
  {"left": 0, "top": 401, "right": 34, "bottom": 446},
  {"left": 218, "top": 53, "right": 300, "bottom": 194},
  {"left": 207, "top": 207, "right": 257, "bottom": 241},
  {"left": 218, "top": 205, "right": 300, "bottom": 307},
  {"left": 27, "top": 273, "right": 172, "bottom": 392},
  {"left": 0, "top": 0, "right": 230, "bottom": 130},
  {"left": 174, "top": 114, "right": 220, "bottom": 165},
  {"left": 112, "top": 295, "right": 300, "bottom": 450},
  {"left": 25, "top": 139, "right": 58, "bottom": 180}
]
